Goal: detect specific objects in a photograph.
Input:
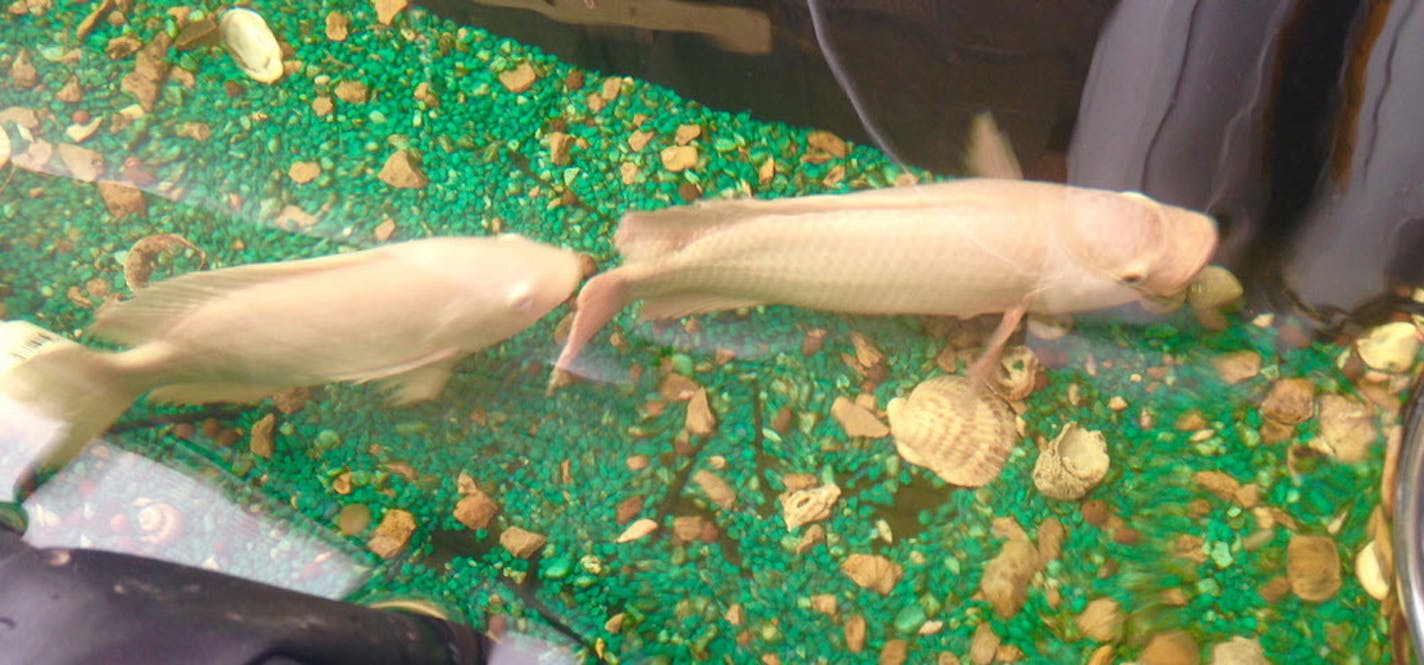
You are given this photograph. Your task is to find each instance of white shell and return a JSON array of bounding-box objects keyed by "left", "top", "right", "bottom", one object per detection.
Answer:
[
  {"left": 1356, "top": 321, "right": 1419, "bottom": 373},
  {"left": 220, "top": 8, "right": 284, "bottom": 84},
  {"left": 1032, "top": 422, "right": 1109, "bottom": 501},
  {"left": 885, "top": 376, "right": 1017, "bottom": 487},
  {"left": 991, "top": 345, "right": 1040, "bottom": 401}
]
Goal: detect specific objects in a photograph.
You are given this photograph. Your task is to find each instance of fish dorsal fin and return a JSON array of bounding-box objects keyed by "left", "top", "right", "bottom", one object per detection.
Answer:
[
  {"left": 90, "top": 247, "right": 376, "bottom": 346},
  {"left": 965, "top": 112, "right": 1024, "bottom": 180},
  {"left": 636, "top": 292, "right": 763, "bottom": 322},
  {"left": 615, "top": 185, "right": 975, "bottom": 262}
]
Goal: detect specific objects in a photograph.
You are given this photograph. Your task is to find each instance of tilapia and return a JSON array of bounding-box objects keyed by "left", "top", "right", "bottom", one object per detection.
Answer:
[
  {"left": 2, "top": 235, "right": 582, "bottom": 471},
  {"left": 553, "top": 179, "right": 1217, "bottom": 386}
]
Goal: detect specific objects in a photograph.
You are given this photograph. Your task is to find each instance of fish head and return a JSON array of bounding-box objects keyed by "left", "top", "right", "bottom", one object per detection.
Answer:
[
  {"left": 491, "top": 234, "right": 584, "bottom": 320},
  {"left": 1058, "top": 189, "right": 1218, "bottom": 304}
]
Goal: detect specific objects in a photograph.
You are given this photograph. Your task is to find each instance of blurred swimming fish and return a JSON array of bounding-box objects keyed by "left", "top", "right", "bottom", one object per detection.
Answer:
[
  {"left": 552, "top": 134, "right": 1217, "bottom": 388},
  {"left": 2, "top": 235, "right": 582, "bottom": 471}
]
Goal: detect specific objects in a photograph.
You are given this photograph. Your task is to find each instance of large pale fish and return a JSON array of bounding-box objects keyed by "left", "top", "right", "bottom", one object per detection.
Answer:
[
  {"left": 2, "top": 235, "right": 582, "bottom": 471},
  {"left": 552, "top": 178, "right": 1218, "bottom": 387}
]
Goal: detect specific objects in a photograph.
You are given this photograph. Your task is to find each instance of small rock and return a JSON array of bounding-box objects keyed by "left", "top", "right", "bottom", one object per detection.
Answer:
[
  {"left": 671, "top": 515, "right": 717, "bottom": 543},
  {"left": 969, "top": 622, "right": 1000, "bottom": 665},
  {"left": 367, "top": 509, "right": 416, "bottom": 558},
  {"left": 56, "top": 77, "right": 83, "bottom": 103},
  {"left": 685, "top": 387, "right": 717, "bottom": 435},
  {"left": 807, "top": 130, "right": 848, "bottom": 159},
  {"left": 1037, "top": 517, "right": 1065, "bottom": 562},
  {"left": 312, "top": 96, "right": 334, "bottom": 116},
  {"left": 1087, "top": 646, "right": 1114, "bottom": 665},
  {"left": 1075, "top": 598, "right": 1121, "bottom": 642},
  {"left": 615, "top": 495, "right": 644, "bottom": 524},
  {"left": 880, "top": 639, "right": 908, "bottom": 665},
  {"left": 98, "top": 182, "right": 145, "bottom": 219},
  {"left": 674, "top": 124, "right": 701, "bottom": 145},
  {"left": 1356, "top": 321, "right": 1418, "bottom": 373},
  {"left": 981, "top": 539, "right": 1038, "bottom": 618},
  {"left": 498, "top": 62, "right": 536, "bottom": 93},
  {"left": 272, "top": 387, "right": 309, "bottom": 414},
  {"left": 273, "top": 205, "right": 319, "bottom": 230},
  {"left": 616, "top": 517, "right": 658, "bottom": 543},
  {"left": 1286, "top": 533, "right": 1341, "bottom": 602},
  {"left": 845, "top": 614, "right": 867, "bottom": 653},
  {"left": 325, "top": 11, "right": 350, "bottom": 41},
  {"left": 810, "top": 594, "right": 837, "bottom": 615},
  {"left": 335, "top": 80, "right": 369, "bottom": 103},
  {"left": 288, "top": 161, "right": 320, "bottom": 183},
  {"left": 1193, "top": 470, "right": 1241, "bottom": 503},
  {"left": 378, "top": 149, "right": 428, "bottom": 189},
  {"left": 627, "top": 129, "right": 654, "bottom": 152},
  {"left": 248, "top": 413, "right": 275, "bottom": 458},
  {"left": 1140, "top": 630, "right": 1199, "bottom": 665},
  {"left": 65, "top": 116, "right": 103, "bottom": 143},
  {"left": 120, "top": 33, "right": 171, "bottom": 111},
  {"left": 547, "top": 131, "right": 573, "bottom": 165},
  {"left": 831, "top": 396, "right": 889, "bottom": 438},
  {"left": 373, "top": 0, "right": 408, "bottom": 25},
  {"left": 176, "top": 121, "right": 211, "bottom": 141},
  {"left": 693, "top": 469, "right": 735, "bottom": 510},
  {"left": 1210, "top": 637, "right": 1266, "bottom": 665},
  {"left": 1212, "top": 350, "right": 1261, "bottom": 384},
  {"left": 453, "top": 490, "right": 499, "bottom": 530},
  {"left": 1313, "top": 394, "right": 1377, "bottom": 463},
  {"left": 1260, "top": 377, "right": 1315, "bottom": 427},
  {"left": 9, "top": 49, "right": 36, "bottom": 89},
  {"left": 660, "top": 145, "right": 698, "bottom": 172},
  {"left": 499, "top": 526, "right": 546, "bottom": 559},
  {"left": 841, "top": 553, "right": 903, "bottom": 595},
  {"left": 373, "top": 218, "right": 397, "bottom": 242},
  {"left": 599, "top": 76, "right": 622, "bottom": 100},
  {"left": 795, "top": 524, "right": 825, "bottom": 554},
  {"left": 779, "top": 483, "right": 840, "bottom": 530}
]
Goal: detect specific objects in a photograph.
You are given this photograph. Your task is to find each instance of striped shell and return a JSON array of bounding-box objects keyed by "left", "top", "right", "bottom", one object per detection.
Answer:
[{"left": 885, "top": 376, "right": 1017, "bottom": 487}]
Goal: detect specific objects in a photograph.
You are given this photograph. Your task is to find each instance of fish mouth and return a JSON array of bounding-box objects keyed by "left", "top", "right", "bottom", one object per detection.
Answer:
[{"left": 1144, "top": 207, "right": 1219, "bottom": 299}]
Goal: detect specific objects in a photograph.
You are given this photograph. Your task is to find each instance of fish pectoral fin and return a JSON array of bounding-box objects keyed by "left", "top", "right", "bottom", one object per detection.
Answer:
[
  {"left": 146, "top": 382, "right": 286, "bottom": 405},
  {"left": 965, "top": 112, "right": 1024, "bottom": 180},
  {"left": 377, "top": 362, "right": 457, "bottom": 406},
  {"left": 636, "top": 292, "right": 762, "bottom": 323}
]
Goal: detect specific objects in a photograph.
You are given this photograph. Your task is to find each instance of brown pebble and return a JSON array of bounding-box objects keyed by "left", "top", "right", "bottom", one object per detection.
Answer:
[
  {"left": 1076, "top": 598, "right": 1122, "bottom": 642},
  {"left": 671, "top": 515, "right": 717, "bottom": 543},
  {"left": 454, "top": 490, "right": 500, "bottom": 530},
  {"left": 685, "top": 388, "right": 717, "bottom": 436},
  {"left": 373, "top": 218, "right": 397, "bottom": 242},
  {"left": 693, "top": 469, "right": 735, "bottom": 510},
  {"left": 802, "top": 328, "right": 829, "bottom": 356},
  {"left": 1259, "top": 576, "right": 1291, "bottom": 603},
  {"left": 841, "top": 553, "right": 903, "bottom": 595},
  {"left": 660, "top": 145, "right": 698, "bottom": 172},
  {"left": 831, "top": 396, "right": 889, "bottom": 438},
  {"left": 879, "top": 639, "right": 908, "bottom": 665},
  {"left": 367, "top": 509, "right": 416, "bottom": 558},
  {"left": 1080, "top": 499, "right": 1110, "bottom": 527},
  {"left": 1261, "top": 377, "right": 1316, "bottom": 425},
  {"left": 1112, "top": 526, "right": 1141, "bottom": 545},
  {"left": 288, "top": 161, "right": 320, "bottom": 183},
  {"left": 312, "top": 96, "right": 333, "bottom": 116},
  {"left": 498, "top": 62, "right": 536, "bottom": 93},
  {"left": 499, "top": 526, "right": 546, "bottom": 559},
  {"left": 615, "top": 494, "right": 645, "bottom": 524},
  {"left": 248, "top": 413, "right": 275, "bottom": 458},
  {"left": 334, "top": 80, "right": 369, "bottom": 103},
  {"left": 378, "top": 149, "right": 428, "bottom": 189},
  {"left": 373, "top": 0, "right": 408, "bottom": 25},
  {"left": 1139, "top": 630, "right": 1200, "bottom": 665},
  {"left": 271, "top": 387, "right": 309, "bottom": 414},
  {"left": 981, "top": 539, "right": 1038, "bottom": 618},
  {"left": 807, "top": 130, "right": 848, "bottom": 159},
  {"left": 1212, "top": 350, "right": 1261, "bottom": 384},
  {"left": 969, "top": 622, "right": 1000, "bottom": 665},
  {"left": 844, "top": 614, "right": 867, "bottom": 653},
  {"left": 325, "top": 11, "right": 349, "bottom": 41}
]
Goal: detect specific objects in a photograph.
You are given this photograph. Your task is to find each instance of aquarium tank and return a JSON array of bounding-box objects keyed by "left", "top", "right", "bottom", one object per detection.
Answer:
[{"left": 2, "top": 1, "right": 1422, "bottom": 663}]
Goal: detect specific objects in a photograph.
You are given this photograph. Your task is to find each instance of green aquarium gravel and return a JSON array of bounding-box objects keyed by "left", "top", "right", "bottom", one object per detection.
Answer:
[{"left": 0, "top": 1, "right": 1417, "bottom": 664}]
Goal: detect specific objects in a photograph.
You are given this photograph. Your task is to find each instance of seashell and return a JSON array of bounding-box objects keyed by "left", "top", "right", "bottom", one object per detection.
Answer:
[
  {"left": 1355, "top": 539, "right": 1390, "bottom": 601},
  {"left": 1286, "top": 533, "right": 1341, "bottom": 602},
  {"left": 779, "top": 483, "right": 840, "bottom": 531},
  {"left": 885, "top": 376, "right": 1016, "bottom": 487},
  {"left": 991, "top": 345, "right": 1040, "bottom": 401},
  {"left": 1032, "top": 422, "right": 1110, "bottom": 501},
  {"left": 1186, "top": 265, "right": 1244, "bottom": 310},
  {"left": 135, "top": 501, "right": 182, "bottom": 545},
  {"left": 1355, "top": 321, "right": 1419, "bottom": 373},
  {"left": 219, "top": 8, "right": 284, "bottom": 84}
]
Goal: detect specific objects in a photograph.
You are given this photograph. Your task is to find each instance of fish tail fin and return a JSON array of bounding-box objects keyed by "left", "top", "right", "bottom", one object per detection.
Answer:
[
  {"left": 549, "top": 268, "right": 634, "bottom": 392},
  {"left": 1, "top": 323, "right": 155, "bottom": 476}
]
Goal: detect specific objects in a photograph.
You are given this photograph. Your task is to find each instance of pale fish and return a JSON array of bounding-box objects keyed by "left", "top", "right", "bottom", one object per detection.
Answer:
[
  {"left": 2, "top": 235, "right": 582, "bottom": 471},
  {"left": 552, "top": 179, "right": 1217, "bottom": 386}
]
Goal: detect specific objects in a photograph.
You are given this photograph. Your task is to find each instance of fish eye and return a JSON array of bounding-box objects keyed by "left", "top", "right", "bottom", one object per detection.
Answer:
[{"left": 1119, "top": 272, "right": 1145, "bottom": 285}]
